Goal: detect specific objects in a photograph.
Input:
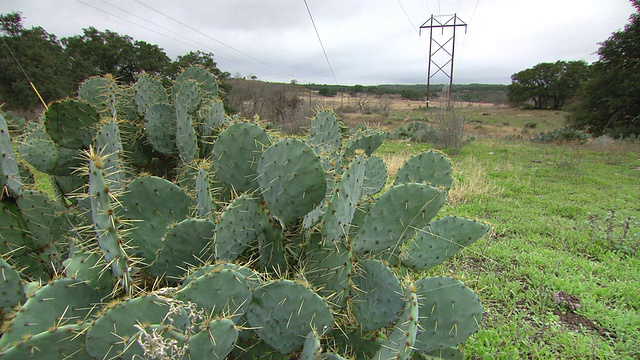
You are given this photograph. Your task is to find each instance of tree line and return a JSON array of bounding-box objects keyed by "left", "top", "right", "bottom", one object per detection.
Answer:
[
  {"left": 0, "top": 12, "right": 229, "bottom": 110},
  {"left": 508, "top": 0, "right": 640, "bottom": 138}
]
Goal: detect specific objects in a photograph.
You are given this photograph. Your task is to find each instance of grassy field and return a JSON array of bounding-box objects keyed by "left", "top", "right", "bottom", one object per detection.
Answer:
[{"left": 374, "top": 104, "right": 640, "bottom": 358}]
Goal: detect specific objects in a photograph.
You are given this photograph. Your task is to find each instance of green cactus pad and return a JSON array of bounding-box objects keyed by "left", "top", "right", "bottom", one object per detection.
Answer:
[
  {"left": 373, "top": 288, "right": 419, "bottom": 360},
  {"left": 213, "top": 122, "right": 272, "bottom": 193},
  {"left": 362, "top": 155, "right": 387, "bottom": 195},
  {"left": 0, "top": 113, "right": 22, "bottom": 197},
  {"left": 321, "top": 154, "right": 366, "bottom": 245},
  {"left": 351, "top": 258, "right": 404, "bottom": 333},
  {"left": 0, "top": 324, "right": 90, "bottom": 360},
  {"left": 402, "top": 216, "right": 490, "bottom": 271},
  {"left": 352, "top": 183, "right": 446, "bottom": 264},
  {"left": 257, "top": 208, "right": 288, "bottom": 274},
  {"left": 95, "top": 119, "right": 125, "bottom": 190},
  {"left": 308, "top": 109, "right": 341, "bottom": 151},
  {"left": 63, "top": 250, "right": 115, "bottom": 294},
  {"left": 414, "top": 276, "right": 483, "bottom": 353},
  {"left": 175, "top": 78, "right": 202, "bottom": 114},
  {"left": 187, "top": 318, "right": 238, "bottom": 359},
  {"left": 257, "top": 138, "right": 327, "bottom": 225},
  {"left": 0, "top": 256, "right": 25, "bottom": 308},
  {"left": 16, "top": 189, "right": 65, "bottom": 250},
  {"left": 16, "top": 190, "right": 65, "bottom": 277},
  {"left": 133, "top": 73, "right": 168, "bottom": 114},
  {"left": 175, "top": 86, "right": 199, "bottom": 163},
  {"left": 150, "top": 218, "right": 215, "bottom": 280},
  {"left": 195, "top": 166, "right": 214, "bottom": 219},
  {"left": 89, "top": 153, "right": 131, "bottom": 291},
  {"left": 115, "top": 85, "right": 138, "bottom": 121},
  {"left": 18, "top": 122, "right": 59, "bottom": 174},
  {"left": 301, "top": 330, "right": 322, "bottom": 360},
  {"left": 43, "top": 99, "right": 99, "bottom": 149},
  {"left": 306, "top": 233, "right": 352, "bottom": 308},
  {"left": 394, "top": 151, "right": 453, "bottom": 190},
  {"left": 232, "top": 338, "right": 290, "bottom": 359},
  {"left": 341, "top": 128, "right": 386, "bottom": 160},
  {"left": 215, "top": 194, "right": 261, "bottom": 262},
  {"left": 177, "top": 268, "right": 251, "bottom": 323},
  {"left": 199, "top": 99, "right": 226, "bottom": 158},
  {"left": 0, "top": 279, "right": 101, "bottom": 349},
  {"left": 182, "top": 263, "right": 262, "bottom": 290},
  {"left": 48, "top": 146, "right": 85, "bottom": 177},
  {"left": 173, "top": 65, "right": 219, "bottom": 102},
  {"left": 85, "top": 294, "right": 188, "bottom": 359},
  {"left": 246, "top": 279, "right": 334, "bottom": 354},
  {"left": 145, "top": 103, "right": 179, "bottom": 154},
  {"left": 78, "top": 76, "right": 118, "bottom": 119},
  {"left": 120, "top": 176, "right": 193, "bottom": 264},
  {"left": 326, "top": 328, "right": 382, "bottom": 359},
  {"left": 0, "top": 200, "right": 31, "bottom": 264}
]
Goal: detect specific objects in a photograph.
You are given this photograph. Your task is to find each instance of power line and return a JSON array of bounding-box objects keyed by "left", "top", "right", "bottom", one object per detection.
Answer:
[
  {"left": 1, "top": 37, "right": 47, "bottom": 108},
  {"left": 76, "top": 0, "right": 292, "bottom": 80},
  {"left": 396, "top": 0, "right": 419, "bottom": 35},
  {"left": 91, "top": 0, "right": 274, "bottom": 77},
  {"left": 131, "top": 0, "right": 299, "bottom": 80},
  {"left": 303, "top": 0, "right": 339, "bottom": 85}
]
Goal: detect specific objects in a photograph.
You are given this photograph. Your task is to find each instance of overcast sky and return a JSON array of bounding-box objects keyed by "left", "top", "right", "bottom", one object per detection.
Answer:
[{"left": 1, "top": 0, "right": 636, "bottom": 85}]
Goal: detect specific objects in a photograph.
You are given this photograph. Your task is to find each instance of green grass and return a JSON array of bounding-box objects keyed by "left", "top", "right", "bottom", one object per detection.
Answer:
[{"left": 402, "top": 138, "right": 640, "bottom": 358}]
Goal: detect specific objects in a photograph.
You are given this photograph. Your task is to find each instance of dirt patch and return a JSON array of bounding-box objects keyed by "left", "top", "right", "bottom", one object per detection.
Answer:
[{"left": 553, "top": 309, "right": 616, "bottom": 340}]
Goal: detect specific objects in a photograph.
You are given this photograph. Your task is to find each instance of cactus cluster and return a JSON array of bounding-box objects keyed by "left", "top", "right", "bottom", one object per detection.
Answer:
[{"left": 0, "top": 66, "right": 490, "bottom": 359}]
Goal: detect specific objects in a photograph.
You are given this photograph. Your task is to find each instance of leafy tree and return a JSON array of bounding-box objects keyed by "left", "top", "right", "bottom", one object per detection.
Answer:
[
  {"left": 568, "top": 1, "right": 640, "bottom": 137},
  {"left": 318, "top": 87, "right": 337, "bottom": 97},
  {"left": 62, "top": 27, "right": 171, "bottom": 84},
  {"left": 508, "top": 60, "right": 588, "bottom": 110},
  {"left": 0, "top": 12, "right": 75, "bottom": 109},
  {"left": 164, "top": 50, "right": 228, "bottom": 80}
]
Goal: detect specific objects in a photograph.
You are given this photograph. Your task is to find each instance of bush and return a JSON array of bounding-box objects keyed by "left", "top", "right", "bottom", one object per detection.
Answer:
[
  {"left": 530, "top": 127, "right": 589, "bottom": 143},
  {"left": 394, "top": 107, "right": 473, "bottom": 153}
]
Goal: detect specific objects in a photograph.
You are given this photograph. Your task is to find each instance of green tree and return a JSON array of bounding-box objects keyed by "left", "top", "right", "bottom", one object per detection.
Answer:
[
  {"left": 62, "top": 27, "right": 171, "bottom": 84},
  {"left": 568, "top": 1, "right": 640, "bottom": 137},
  {"left": 164, "top": 50, "right": 228, "bottom": 81},
  {"left": 0, "top": 12, "right": 75, "bottom": 109},
  {"left": 508, "top": 60, "right": 588, "bottom": 110}
]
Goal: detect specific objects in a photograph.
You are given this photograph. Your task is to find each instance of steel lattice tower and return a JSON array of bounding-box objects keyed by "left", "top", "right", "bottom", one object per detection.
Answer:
[{"left": 420, "top": 14, "right": 467, "bottom": 108}]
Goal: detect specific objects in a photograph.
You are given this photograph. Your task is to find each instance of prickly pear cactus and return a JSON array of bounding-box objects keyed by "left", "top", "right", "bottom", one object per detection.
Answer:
[{"left": 1, "top": 66, "right": 491, "bottom": 359}]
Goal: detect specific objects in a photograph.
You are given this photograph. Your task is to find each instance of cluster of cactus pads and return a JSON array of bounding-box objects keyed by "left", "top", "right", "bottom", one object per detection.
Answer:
[{"left": 0, "top": 66, "right": 490, "bottom": 359}]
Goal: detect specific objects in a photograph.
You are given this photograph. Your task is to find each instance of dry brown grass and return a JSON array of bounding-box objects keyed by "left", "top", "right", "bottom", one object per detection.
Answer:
[{"left": 447, "top": 156, "right": 502, "bottom": 207}]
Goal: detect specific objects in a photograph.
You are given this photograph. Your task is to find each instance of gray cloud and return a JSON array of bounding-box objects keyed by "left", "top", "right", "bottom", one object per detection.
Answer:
[{"left": 1, "top": 0, "right": 635, "bottom": 85}]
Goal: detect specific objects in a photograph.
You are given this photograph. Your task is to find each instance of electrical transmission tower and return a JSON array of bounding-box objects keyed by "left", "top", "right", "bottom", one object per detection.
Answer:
[{"left": 420, "top": 14, "right": 467, "bottom": 108}]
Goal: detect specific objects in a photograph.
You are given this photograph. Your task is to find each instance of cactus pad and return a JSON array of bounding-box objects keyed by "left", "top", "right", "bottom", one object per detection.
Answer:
[
  {"left": 246, "top": 279, "right": 333, "bottom": 354},
  {"left": 394, "top": 151, "right": 453, "bottom": 190},
  {"left": 352, "top": 183, "right": 446, "bottom": 264},
  {"left": 120, "top": 176, "right": 193, "bottom": 263},
  {"left": 213, "top": 122, "right": 272, "bottom": 193},
  {"left": 414, "top": 276, "right": 483, "bottom": 353},
  {"left": 215, "top": 194, "right": 261, "bottom": 261},
  {"left": 150, "top": 218, "right": 215, "bottom": 280},
  {"left": 176, "top": 268, "right": 251, "bottom": 324},
  {"left": 257, "top": 138, "right": 327, "bottom": 225},
  {"left": 402, "top": 216, "right": 490, "bottom": 270},
  {"left": 0, "top": 257, "right": 25, "bottom": 308},
  {"left": 351, "top": 258, "right": 404, "bottom": 332},
  {"left": 0, "top": 279, "right": 100, "bottom": 349},
  {"left": 43, "top": 99, "right": 99, "bottom": 149}
]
